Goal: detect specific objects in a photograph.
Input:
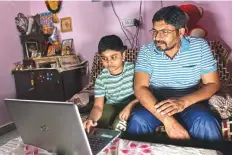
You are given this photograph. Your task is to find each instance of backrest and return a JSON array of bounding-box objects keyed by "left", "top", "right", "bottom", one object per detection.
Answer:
[
  {"left": 209, "top": 40, "right": 230, "bottom": 82},
  {"left": 89, "top": 41, "right": 230, "bottom": 86}
]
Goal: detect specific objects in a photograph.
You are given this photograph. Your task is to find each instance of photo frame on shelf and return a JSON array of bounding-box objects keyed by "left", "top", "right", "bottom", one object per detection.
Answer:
[
  {"left": 60, "top": 17, "right": 72, "bottom": 32},
  {"left": 61, "top": 39, "right": 73, "bottom": 55},
  {"left": 25, "top": 41, "right": 39, "bottom": 59}
]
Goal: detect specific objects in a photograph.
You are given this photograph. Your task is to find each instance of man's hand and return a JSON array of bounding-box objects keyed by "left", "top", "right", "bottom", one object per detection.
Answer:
[
  {"left": 155, "top": 98, "right": 190, "bottom": 116},
  {"left": 164, "top": 117, "right": 190, "bottom": 139},
  {"left": 83, "top": 119, "right": 98, "bottom": 133},
  {"left": 119, "top": 105, "right": 133, "bottom": 121}
]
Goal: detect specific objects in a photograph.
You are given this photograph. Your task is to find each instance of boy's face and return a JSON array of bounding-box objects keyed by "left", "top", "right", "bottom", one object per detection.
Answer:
[{"left": 100, "top": 50, "right": 125, "bottom": 75}]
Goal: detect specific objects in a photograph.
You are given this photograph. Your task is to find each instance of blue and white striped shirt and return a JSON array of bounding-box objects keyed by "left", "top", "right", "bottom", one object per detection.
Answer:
[
  {"left": 135, "top": 36, "right": 217, "bottom": 100},
  {"left": 94, "top": 62, "right": 135, "bottom": 104}
]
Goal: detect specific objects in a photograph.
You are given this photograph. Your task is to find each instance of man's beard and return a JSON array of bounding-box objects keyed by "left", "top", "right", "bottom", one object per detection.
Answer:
[{"left": 154, "top": 40, "right": 177, "bottom": 51}]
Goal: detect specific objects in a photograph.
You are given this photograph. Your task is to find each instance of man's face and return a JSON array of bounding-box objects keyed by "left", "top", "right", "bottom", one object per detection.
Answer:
[
  {"left": 100, "top": 50, "right": 125, "bottom": 75},
  {"left": 152, "top": 20, "right": 180, "bottom": 51}
]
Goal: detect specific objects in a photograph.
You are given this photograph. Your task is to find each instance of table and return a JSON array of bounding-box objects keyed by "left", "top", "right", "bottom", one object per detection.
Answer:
[{"left": 0, "top": 136, "right": 222, "bottom": 155}]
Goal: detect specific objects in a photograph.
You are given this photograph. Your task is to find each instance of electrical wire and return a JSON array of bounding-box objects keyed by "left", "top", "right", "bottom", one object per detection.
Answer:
[
  {"left": 135, "top": 1, "right": 142, "bottom": 48},
  {"left": 123, "top": 1, "right": 142, "bottom": 49},
  {"left": 111, "top": 1, "right": 133, "bottom": 48}
]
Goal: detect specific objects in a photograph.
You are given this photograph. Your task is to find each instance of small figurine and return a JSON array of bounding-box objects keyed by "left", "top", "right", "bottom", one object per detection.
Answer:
[{"left": 13, "top": 62, "right": 23, "bottom": 71}]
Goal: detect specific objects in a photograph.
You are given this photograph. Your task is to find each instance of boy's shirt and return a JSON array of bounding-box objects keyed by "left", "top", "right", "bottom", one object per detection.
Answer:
[{"left": 94, "top": 61, "right": 135, "bottom": 105}]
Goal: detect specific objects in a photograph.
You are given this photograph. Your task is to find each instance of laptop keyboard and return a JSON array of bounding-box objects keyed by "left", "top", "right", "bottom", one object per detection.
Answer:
[{"left": 87, "top": 135, "right": 111, "bottom": 154}]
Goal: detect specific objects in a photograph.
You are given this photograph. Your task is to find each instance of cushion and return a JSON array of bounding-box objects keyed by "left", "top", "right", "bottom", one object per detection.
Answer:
[
  {"left": 222, "top": 118, "right": 232, "bottom": 141},
  {"left": 68, "top": 92, "right": 90, "bottom": 108},
  {"left": 209, "top": 94, "right": 232, "bottom": 119}
]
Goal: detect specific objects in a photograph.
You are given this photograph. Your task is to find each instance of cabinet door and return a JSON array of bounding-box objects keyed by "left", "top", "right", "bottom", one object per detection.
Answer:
[
  {"left": 13, "top": 71, "right": 37, "bottom": 100},
  {"left": 62, "top": 68, "right": 83, "bottom": 101},
  {"left": 34, "top": 70, "right": 64, "bottom": 101}
]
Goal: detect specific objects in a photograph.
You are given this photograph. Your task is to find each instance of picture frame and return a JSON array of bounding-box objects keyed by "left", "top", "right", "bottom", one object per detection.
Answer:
[
  {"left": 61, "top": 39, "right": 73, "bottom": 55},
  {"left": 25, "top": 41, "right": 39, "bottom": 59},
  {"left": 60, "top": 17, "right": 72, "bottom": 32}
]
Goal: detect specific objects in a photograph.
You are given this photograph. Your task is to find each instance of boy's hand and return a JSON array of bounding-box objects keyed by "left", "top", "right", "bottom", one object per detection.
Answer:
[
  {"left": 83, "top": 119, "right": 98, "bottom": 133},
  {"left": 119, "top": 106, "right": 132, "bottom": 121}
]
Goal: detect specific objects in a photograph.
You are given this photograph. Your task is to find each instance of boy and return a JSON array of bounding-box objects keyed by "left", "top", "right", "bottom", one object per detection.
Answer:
[{"left": 83, "top": 35, "right": 138, "bottom": 132}]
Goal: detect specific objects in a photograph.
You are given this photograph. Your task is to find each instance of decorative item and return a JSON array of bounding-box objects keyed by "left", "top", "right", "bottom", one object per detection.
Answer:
[
  {"left": 13, "top": 62, "right": 23, "bottom": 71},
  {"left": 15, "top": 13, "right": 28, "bottom": 35},
  {"left": 47, "top": 44, "right": 56, "bottom": 56},
  {"left": 48, "top": 26, "right": 58, "bottom": 43},
  {"left": 45, "top": 0, "right": 62, "bottom": 23},
  {"left": 40, "top": 12, "right": 54, "bottom": 35},
  {"left": 47, "top": 26, "right": 61, "bottom": 56},
  {"left": 61, "top": 39, "right": 73, "bottom": 55},
  {"left": 179, "top": 4, "right": 206, "bottom": 38},
  {"left": 25, "top": 42, "right": 39, "bottom": 59},
  {"left": 20, "top": 33, "right": 48, "bottom": 58},
  {"left": 25, "top": 15, "right": 41, "bottom": 35},
  {"left": 60, "top": 17, "right": 72, "bottom": 32},
  {"left": 26, "top": 16, "right": 34, "bottom": 35}
]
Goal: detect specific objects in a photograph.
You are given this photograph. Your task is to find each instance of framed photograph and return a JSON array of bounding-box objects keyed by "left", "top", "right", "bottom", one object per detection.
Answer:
[
  {"left": 60, "top": 17, "right": 72, "bottom": 32},
  {"left": 61, "top": 39, "right": 73, "bottom": 55},
  {"left": 25, "top": 42, "right": 39, "bottom": 59}
]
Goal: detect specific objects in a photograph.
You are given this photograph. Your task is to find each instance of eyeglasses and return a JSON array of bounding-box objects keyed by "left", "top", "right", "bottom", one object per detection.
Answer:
[{"left": 149, "top": 29, "right": 176, "bottom": 37}]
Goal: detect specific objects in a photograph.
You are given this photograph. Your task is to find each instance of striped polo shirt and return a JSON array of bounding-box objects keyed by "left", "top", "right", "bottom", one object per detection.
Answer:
[
  {"left": 94, "top": 61, "right": 135, "bottom": 104},
  {"left": 135, "top": 36, "right": 217, "bottom": 100}
]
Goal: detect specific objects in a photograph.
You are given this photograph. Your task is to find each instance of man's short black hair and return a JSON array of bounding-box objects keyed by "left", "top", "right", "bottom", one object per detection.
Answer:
[
  {"left": 152, "top": 5, "right": 186, "bottom": 29},
  {"left": 98, "top": 35, "right": 124, "bottom": 54}
]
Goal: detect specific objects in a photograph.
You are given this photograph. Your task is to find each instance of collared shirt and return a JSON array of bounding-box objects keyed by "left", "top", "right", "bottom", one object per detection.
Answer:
[
  {"left": 94, "top": 62, "right": 135, "bottom": 104},
  {"left": 135, "top": 36, "right": 217, "bottom": 100}
]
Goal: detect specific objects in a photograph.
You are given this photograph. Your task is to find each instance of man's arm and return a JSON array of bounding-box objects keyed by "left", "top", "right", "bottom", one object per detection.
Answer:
[
  {"left": 181, "top": 71, "right": 220, "bottom": 108},
  {"left": 134, "top": 72, "right": 190, "bottom": 139},
  {"left": 155, "top": 71, "right": 220, "bottom": 116},
  {"left": 88, "top": 97, "right": 104, "bottom": 122},
  {"left": 134, "top": 72, "right": 167, "bottom": 122}
]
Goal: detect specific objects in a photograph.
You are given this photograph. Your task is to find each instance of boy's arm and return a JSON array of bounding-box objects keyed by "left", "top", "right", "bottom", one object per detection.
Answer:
[
  {"left": 88, "top": 97, "right": 104, "bottom": 122},
  {"left": 125, "top": 98, "right": 139, "bottom": 109}
]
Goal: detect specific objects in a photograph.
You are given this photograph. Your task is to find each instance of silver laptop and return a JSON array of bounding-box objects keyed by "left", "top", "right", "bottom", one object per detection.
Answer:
[{"left": 4, "top": 99, "right": 121, "bottom": 155}]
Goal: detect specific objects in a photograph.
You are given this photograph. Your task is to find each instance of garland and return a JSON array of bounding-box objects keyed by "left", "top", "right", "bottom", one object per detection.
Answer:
[{"left": 45, "top": 0, "right": 62, "bottom": 14}]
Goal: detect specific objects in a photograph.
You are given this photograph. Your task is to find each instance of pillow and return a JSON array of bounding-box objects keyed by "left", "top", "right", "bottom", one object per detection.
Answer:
[
  {"left": 209, "top": 94, "right": 232, "bottom": 119},
  {"left": 68, "top": 92, "right": 90, "bottom": 108}
]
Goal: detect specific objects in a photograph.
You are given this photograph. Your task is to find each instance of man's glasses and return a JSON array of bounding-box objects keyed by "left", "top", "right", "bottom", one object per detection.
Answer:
[{"left": 149, "top": 29, "right": 176, "bottom": 37}]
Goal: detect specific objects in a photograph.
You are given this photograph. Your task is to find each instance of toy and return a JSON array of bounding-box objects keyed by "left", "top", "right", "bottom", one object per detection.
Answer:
[{"left": 179, "top": 4, "right": 207, "bottom": 38}]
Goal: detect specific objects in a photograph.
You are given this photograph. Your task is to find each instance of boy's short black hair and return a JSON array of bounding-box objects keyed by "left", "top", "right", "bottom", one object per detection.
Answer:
[
  {"left": 152, "top": 5, "right": 186, "bottom": 29},
  {"left": 98, "top": 35, "right": 124, "bottom": 54}
]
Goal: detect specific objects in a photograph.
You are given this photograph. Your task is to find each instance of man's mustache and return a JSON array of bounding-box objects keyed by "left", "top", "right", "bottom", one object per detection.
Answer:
[{"left": 154, "top": 40, "right": 167, "bottom": 46}]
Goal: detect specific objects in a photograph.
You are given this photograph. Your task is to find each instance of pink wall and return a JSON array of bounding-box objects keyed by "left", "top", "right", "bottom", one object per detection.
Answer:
[
  {"left": 0, "top": 1, "right": 31, "bottom": 126},
  {"left": 1, "top": 1, "right": 232, "bottom": 126},
  {"left": 29, "top": 1, "right": 232, "bottom": 68}
]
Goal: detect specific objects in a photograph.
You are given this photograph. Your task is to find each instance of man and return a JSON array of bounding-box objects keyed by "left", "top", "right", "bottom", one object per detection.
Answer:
[{"left": 127, "top": 5, "right": 222, "bottom": 141}]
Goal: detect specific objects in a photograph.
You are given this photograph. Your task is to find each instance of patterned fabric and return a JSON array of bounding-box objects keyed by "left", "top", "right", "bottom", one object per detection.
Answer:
[
  {"left": 209, "top": 94, "right": 232, "bottom": 119},
  {"left": 0, "top": 137, "right": 222, "bottom": 155},
  {"left": 112, "top": 116, "right": 127, "bottom": 132},
  {"left": 222, "top": 118, "right": 232, "bottom": 141},
  {"left": 99, "top": 138, "right": 222, "bottom": 155},
  {"left": 94, "top": 62, "right": 135, "bottom": 104}
]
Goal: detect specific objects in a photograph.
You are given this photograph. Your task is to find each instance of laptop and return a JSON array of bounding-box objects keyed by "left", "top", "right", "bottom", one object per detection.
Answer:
[{"left": 4, "top": 99, "right": 121, "bottom": 155}]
